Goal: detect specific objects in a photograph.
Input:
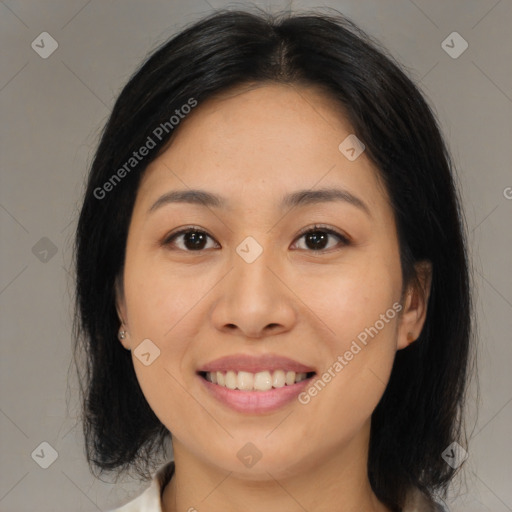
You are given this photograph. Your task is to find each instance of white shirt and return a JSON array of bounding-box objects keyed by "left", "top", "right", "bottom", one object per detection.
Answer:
[
  {"left": 107, "top": 460, "right": 447, "bottom": 512},
  {"left": 107, "top": 461, "right": 174, "bottom": 512}
]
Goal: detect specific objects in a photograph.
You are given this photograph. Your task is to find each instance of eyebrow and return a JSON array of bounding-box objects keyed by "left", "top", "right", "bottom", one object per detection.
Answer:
[{"left": 148, "top": 187, "right": 371, "bottom": 217}]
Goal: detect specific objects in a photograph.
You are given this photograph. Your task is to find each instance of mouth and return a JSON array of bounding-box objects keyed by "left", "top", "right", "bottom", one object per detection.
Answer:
[{"left": 196, "top": 353, "right": 317, "bottom": 413}]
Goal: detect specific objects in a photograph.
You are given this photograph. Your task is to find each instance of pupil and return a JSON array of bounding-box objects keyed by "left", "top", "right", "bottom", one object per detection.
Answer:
[
  {"left": 182, "top": 231, "right": 329, "bottom": 251},
  {"left": 307, "top": 231, "right": 327, "bottom": 250},
  {"left": 185, "top": 231, "right": 206, "bottom": 250}
]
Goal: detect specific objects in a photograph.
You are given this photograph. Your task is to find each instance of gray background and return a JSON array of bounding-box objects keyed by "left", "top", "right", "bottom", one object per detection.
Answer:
[{"left": 1, "top": 0, "right": 511, "bottom": 511}]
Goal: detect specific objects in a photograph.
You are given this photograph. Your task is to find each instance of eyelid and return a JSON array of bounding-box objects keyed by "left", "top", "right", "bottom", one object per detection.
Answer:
[
  {"left": 162, "top": 225, "right": 219, "bottom": 248},
  {"left": 162, "top": 224, "right": 350, "bottom": 251},
  {"left": 291, "top": 224, "right": 351, "bottom": 250}
]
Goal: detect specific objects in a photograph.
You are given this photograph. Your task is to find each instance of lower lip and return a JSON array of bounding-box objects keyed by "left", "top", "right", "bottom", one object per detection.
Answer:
[{"left": 198, "top": 374, "right": 314, "bottom": 414}]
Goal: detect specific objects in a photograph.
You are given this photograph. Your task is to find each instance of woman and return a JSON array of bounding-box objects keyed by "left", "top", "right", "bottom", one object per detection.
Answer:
[{"left": 73, "top": 7, "right": 473, "bottom": 512}]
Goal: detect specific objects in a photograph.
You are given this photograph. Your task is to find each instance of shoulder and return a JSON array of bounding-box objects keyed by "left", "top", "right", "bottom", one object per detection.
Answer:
[{"left": 106, "top": 460, "right": 175, "bottom": 512}]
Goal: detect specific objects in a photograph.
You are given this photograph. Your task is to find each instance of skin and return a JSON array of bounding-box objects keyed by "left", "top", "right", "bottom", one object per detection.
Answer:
[{"left": 116, "top": 82, "right": 432, "bottom": 512}]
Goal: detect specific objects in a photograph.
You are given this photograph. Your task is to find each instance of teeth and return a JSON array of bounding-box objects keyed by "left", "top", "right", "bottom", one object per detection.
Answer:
[
  {"left": 285, "top": 371, "right": 296, "bottom": 386},
  {"left": 237, "top": 371, "right": 254, "bottom": 390},
  {"left": 225, "top": 370, "right": 237, "bottom": 390},
  {"left": 272, "top": 369, "right": 286, "bottom": 388},
  {"left": 254, "top": 371, "right": 272, "bottom": 391},
  {"left": 204, "top": 370, "right": 311, "bottom": 391}
]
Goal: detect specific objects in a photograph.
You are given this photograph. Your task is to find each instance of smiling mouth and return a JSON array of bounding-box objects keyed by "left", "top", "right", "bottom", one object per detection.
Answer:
[{"left": 198, "top": 370, "right": 316, "bottom": 392}]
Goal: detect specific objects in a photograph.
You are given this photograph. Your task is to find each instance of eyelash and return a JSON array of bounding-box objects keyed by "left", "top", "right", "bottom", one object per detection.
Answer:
[{"left": 162, "top": 224, "right": 350, "bottom": 253}]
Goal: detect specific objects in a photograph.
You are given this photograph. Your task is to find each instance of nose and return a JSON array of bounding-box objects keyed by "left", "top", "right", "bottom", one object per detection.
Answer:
[{"left": 210, "top": 247, "right": 297, "bottom": 339}]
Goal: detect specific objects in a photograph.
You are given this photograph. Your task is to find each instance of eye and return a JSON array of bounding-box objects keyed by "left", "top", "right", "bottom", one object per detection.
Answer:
[
  {"left": 162, "top": 224, "right": 350, "bottom": 253},
  {"left": 162, "top": 226, "right": 219, "bottom": 251},
  {"left": 291, "top": 224, "right": 350, "bottom": 252}
]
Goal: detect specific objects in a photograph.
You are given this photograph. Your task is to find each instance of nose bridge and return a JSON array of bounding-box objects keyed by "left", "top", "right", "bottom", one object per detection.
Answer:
[
  {"left": 231, "top": 235, "right": 278, "bottom": 298},
  {"left": 210, "top": 235, "right": 296, "bottom": 337}
]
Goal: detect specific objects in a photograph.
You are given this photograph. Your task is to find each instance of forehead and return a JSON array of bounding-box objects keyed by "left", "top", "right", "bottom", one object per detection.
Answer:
[{"left": 136, "top": 83, "right": 388, "bottom": 214}]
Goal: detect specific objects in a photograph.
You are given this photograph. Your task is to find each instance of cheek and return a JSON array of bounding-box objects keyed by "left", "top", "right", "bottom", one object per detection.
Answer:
[
  {"left": 123, "top": 264, "right": 200, "bottom": 431},
  {"left": 122, "top": 263, "right": 200, "bottom": 423},
  {"left": 298, "top": 311, "right": 398, "bottom": 449},
  {"left": 294, "top": 258, "right": 399, "bottom": 348},
  {"left": 124, "top": 257, "right": 200, "bottom": 339},
  {"left": 294, "top": 258, "right": 399, "bottom": 416}
]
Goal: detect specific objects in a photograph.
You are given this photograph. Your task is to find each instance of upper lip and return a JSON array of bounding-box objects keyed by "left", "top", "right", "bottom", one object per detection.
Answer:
[{"left": 197, "top": 353, "right": 316, "bottom": 374}]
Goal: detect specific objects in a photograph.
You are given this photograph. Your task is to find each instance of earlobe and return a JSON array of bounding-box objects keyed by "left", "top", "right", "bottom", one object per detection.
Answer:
[
  {"left": 117, "top": 325, "right": 131, "bottom": 350},
  {"left": 397, "top": 260, "right": 433, "bottom": 350}
]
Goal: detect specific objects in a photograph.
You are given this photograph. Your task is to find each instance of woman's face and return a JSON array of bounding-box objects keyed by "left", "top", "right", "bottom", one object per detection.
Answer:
[{"left": 116, "top": 83, "right": 429, "bottom": 479}]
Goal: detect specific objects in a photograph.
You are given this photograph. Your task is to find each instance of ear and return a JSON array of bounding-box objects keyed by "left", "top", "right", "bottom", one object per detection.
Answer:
[
  {"left": 115, "top": 273, "right": 129, "bottom": 348},
  {"left": 397, "top": 260, "right": 433, "bottom": 350}
]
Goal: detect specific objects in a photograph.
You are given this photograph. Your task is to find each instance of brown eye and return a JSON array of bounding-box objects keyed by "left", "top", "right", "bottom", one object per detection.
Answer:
[
  {"left": 163, "top": 227, "right": 219, "bottom": 251},
  {"left": 292, "top": 225, "right": 349, "bottom": 252}
]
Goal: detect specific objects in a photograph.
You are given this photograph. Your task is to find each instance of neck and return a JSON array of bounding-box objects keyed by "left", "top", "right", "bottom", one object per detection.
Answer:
[{"left": 161, "top": 423, "right": 391, "bottom": 512}]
